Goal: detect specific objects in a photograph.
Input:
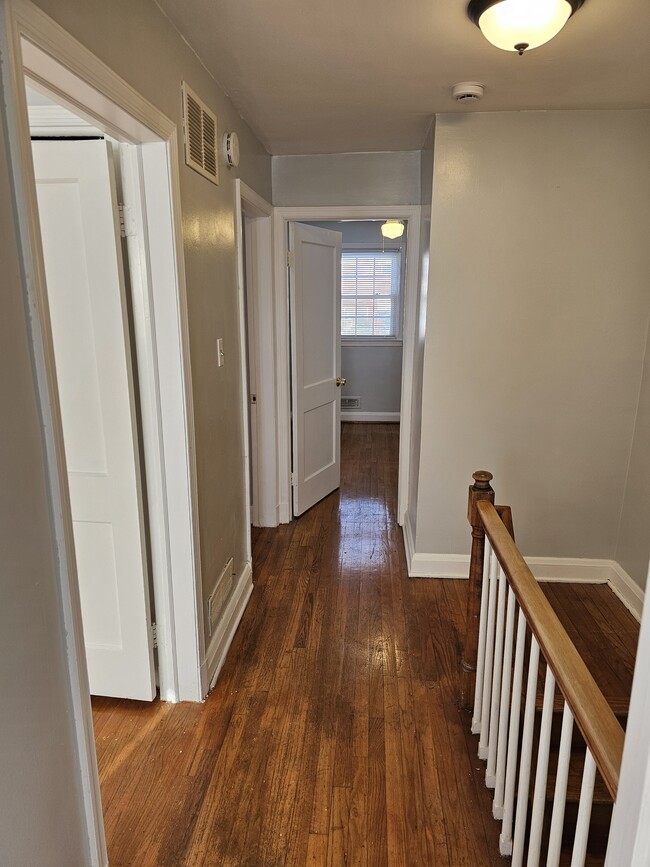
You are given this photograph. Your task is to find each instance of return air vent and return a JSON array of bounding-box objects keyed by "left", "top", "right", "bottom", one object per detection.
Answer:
[
  {"left": 207, "top": 557, "right": 235, "bottom": 637},
  {"left": 182, "top": 82, "right": 219, "bottom": 185},
  {"left": 341, "top": 396, "right": 361, "bottom": 409}
]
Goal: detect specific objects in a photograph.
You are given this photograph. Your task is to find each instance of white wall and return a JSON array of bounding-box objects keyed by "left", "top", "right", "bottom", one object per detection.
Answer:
[
  {"left": 30, "top": 0, "right": 272, "bottom": 633},
  {"left": 414, "top": 110, "right": 650, "bottom": 564},
  {"left": 407, "top": 121, "right": 434, "bottom": 538},
  {"left": 616, "top": 317, "right": 650, "bottom": 591},
  {"left": 309, "top": 220, "right": 404, "bottom": 415},
  {"left": 0, "top": 100, "right": 90, "bottom": 866},
  {"left": 272, "top": 151, "right": 421, "bottom": 206}
]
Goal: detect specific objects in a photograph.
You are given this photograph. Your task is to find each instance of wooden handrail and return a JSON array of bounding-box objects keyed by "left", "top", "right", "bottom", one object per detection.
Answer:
[{"left": 477, "top": 499, "right": 625, "bottom": 799}]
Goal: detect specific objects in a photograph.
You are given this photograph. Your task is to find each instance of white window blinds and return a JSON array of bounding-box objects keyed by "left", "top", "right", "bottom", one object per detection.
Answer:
[{"left": 341, "top": 251, "right": 401, "bottom": 338}]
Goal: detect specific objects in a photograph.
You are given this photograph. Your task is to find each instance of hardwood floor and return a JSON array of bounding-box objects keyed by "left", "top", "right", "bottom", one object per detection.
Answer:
[{"left": 92, "top": 423, "right": 638, "bottom": 866}]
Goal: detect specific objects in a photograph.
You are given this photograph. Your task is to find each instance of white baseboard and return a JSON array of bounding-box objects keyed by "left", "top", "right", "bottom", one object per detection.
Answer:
[
  {"left": 401, "top": 533, "right": 645, "bottom": 621},
  {"left": 525, "top": 557, "right": 611, "bottom": 584},
  {"left": 408, "top": 552, "right": 470, "bottom": 579},
  {"left": 402, "top": 511, "right": 416, "bottom": 574},
  {"left": 341, "top": 411, "right": 400, "bottom": 422},
  {"left": 401, "top": 517, "right": 470, "bottom": 578},
  {"left": 205, "top": 561, "right": 254, "bottom": 691},
  {"left": 278, "top": 500, "right": 291, "bottom": 524},
  {"left": 608, "top": 561, "right": 645, "bottom": 621}
]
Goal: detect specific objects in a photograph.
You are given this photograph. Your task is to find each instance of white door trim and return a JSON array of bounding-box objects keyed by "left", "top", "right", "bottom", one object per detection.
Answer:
[
  {"left": 0, "top": 0, "right": 203, "bottom": 860},
  {"left": 273, "top": 205, "right": 421, "bottom": 524},
  {"left": 236, "top": 180, "right": 278, "bottom": 527},
  {"left": 8, "top": 3, "right": 205, "bottom": 704}
]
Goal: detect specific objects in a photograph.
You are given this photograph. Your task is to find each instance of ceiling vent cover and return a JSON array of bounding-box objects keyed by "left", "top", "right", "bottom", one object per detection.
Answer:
[{"left": 182, "top": 82, "right": 219, "bottom": 185}]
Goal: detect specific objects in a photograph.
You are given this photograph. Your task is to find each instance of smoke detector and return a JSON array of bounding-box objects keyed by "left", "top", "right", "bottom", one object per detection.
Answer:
[
  {"left": 222, "top": 131, "right": 240, "bottom": 168},
  {"left": 452, "top": 81, "right": 485, "bottom": 103}
]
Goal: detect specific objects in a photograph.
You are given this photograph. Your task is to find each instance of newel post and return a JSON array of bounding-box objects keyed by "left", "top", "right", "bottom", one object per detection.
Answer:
[{"left": 461, "top": 470, "right": 494, "bottom": 711}]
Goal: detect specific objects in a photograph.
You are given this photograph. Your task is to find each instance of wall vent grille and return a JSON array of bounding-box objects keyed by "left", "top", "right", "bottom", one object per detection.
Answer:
[
  {"left": 207, "top": 557, "right": 234, "bottom": 637},
  {"left": 341, "top": 396, "right": 361, "bottom": 409},
  {"left": 182, "top": 82, "right": 219, "bottom": 186}
]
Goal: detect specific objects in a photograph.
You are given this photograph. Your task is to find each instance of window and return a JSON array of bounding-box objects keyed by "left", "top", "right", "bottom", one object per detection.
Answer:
[{"left": 341, "top": 250, "right": 401, "bottom": 339}]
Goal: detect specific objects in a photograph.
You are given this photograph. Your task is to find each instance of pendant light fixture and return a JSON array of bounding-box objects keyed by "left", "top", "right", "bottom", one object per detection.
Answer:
[
  {"left": 467, "top": 0, "right": 585, "bottom": 55},
  {"left": 381, "top": 219, "right": 405, "bottom": 239}
]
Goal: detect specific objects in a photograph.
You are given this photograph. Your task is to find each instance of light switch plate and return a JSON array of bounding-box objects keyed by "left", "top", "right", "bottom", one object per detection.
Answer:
[{"left": 217, "top": 337, "right": 224, "bottom": 367}]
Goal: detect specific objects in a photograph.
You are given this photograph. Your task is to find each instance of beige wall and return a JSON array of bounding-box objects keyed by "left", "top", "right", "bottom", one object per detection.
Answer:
[
  {"left": 414, "top": 110, "right": 650, "bottom": 564},
  {"left": 616, "top": 319, "right": 650, "bottom": 591},
  {"left": 31, "top": 0, "right": 272, "bottom": 626},
  {"left": 0, "top": 105, "right": 89, "bottom": 865},
  {"left": 272, "top": 150, "right": 421, "bottom": 206}
]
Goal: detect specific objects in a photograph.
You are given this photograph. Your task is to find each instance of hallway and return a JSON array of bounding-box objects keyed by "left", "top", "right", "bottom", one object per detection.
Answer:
[{"left": 92, "top": 423, "right": 503, "bottom": 865}]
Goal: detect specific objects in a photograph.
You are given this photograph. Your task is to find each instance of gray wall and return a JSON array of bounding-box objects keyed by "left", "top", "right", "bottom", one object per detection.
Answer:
[
  {"left": 0, "top": 104, "right": 90, "bottom": 865},
  {"left": 407, "top": 121, "right": 435, "bottom": 535},
  {"left": 616, "top": 320, "right": 650, "bottom": 591},
  {"left": 340, "top": 345, "right": 402, "bottom": 413},
  {"left": 309, "top": 220, "right": 404, "bottom": 415},
  {"left": 414, "top": 111, "right": 650, "bottom": 568},
  {"left": 272, "top": 151, "right": 421, "bottom": 206},
  {"left": 31, "top": 0, "right": 272, "bottom": 628}
]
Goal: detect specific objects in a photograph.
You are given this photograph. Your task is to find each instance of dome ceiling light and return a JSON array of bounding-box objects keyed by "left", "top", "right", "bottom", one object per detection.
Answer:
[
  {"left": 467, "top": 0, "right": 586, "bottom": 55},
  {"left": 381, "top": 220, "right": 405, "bottom": 239}
]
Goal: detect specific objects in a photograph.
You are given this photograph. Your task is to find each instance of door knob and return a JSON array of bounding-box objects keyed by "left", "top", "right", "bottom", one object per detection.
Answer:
[{"left": 336, "top": 377, "right": 346, "bottom": 387}]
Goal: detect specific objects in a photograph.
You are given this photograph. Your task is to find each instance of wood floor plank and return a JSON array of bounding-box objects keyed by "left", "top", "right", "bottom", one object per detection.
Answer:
[{"left": 91, "top": 422, "right": 636, "bottom": 866}]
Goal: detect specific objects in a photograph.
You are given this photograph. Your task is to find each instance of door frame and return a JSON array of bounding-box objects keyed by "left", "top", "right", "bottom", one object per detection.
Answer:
[
  {"left": 234, "top": 180, "right": 277, "bottom": 527},
  {"left": 1, "top": 1, "right": 204, "bottom": 860},
  {"left": 272, "top": 205, "right": 421, "bottom": 524},
  {"left": 4, "top": 2, "right": 205, "bottom": 703}
]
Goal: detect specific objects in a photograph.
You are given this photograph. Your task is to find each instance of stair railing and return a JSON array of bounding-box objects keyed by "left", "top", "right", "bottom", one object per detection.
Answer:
[{"left": 463, "top": 471, "right": 625, "bottom": 867}]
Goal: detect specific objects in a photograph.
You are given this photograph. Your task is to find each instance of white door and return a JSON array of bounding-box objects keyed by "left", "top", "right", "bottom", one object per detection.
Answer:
[
  {"left": 32, "top": 140, "right": 156, "bottom": 700},
  {"left": 289, "top": 222, "right": 343, "bottom": 516}
]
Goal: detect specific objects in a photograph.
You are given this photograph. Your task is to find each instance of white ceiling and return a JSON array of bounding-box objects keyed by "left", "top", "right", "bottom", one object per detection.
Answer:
[{"left": 156, "top": 0, "right": 650, "bottom": 155}]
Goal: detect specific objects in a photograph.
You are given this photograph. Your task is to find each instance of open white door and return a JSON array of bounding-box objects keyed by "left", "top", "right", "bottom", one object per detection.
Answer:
[
  {"left": 289, "top": 222, "right": 342, "bottom": 516},
  {"left": 32, "top": 140, "right": 155, "bottom": 700}
]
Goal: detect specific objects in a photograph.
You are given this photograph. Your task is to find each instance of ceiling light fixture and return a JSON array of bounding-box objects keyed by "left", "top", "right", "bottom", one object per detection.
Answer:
[
  {"left": 381, "top": 219, "right": 405, "bottom": 239},
  {"left": 467, "top": 0, "right": 585, "bottom": 55}
]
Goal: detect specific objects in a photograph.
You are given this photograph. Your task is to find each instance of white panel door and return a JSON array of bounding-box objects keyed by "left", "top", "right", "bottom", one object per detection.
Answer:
[
  {"left": 32, "top": 140, "right": 155, "bottom": 700},
  {"left": 289, "top": 222, "right": 342, "bottom": 516}
]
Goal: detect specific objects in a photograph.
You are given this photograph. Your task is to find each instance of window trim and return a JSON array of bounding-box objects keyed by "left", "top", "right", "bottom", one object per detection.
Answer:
[{"left": 340, "top": 243, "right": 405, "bottom": 342}]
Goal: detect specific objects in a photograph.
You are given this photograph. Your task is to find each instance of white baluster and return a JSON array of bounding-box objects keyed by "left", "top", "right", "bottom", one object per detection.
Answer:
[
  {"left": 500, "top": 608, "right": 527, "bottom": 857},
  {"left": 527, "top": 665, "right": 556, "bottom": 866},
  {"left": 512, "top": 635, "right": 541, "bottom": 867},
  {"left": 472, "top": 541, "right": 493, "bottom": 734},
  {"left": 486, "top": 564, "right": 509, "bottom": 788},
  {"left": 546, "top": 703, "right": 575, "bottom": 867},
  {"left": 493, "top": 584, "right": 517, "bottom": 819},
  {"left": 570, "top": 750, "right": 597, "bottom": 867},
  {"left": 478, "top": 549, "right": 499, "bottom": 760}
]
